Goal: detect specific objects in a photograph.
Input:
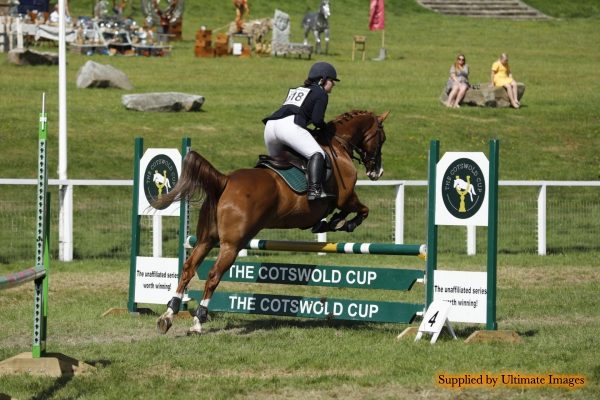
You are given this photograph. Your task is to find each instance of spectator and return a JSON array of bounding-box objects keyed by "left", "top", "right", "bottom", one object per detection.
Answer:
[
  {"left": 491, "top": 53, "right": 520, "bottom": 108},
  {"left": 444, "top": 53, "right": 470, "bottom": 108}
]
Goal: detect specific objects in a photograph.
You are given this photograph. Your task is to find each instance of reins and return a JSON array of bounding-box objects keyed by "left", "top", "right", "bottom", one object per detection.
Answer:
[{"left": 331, "top": 115, "right": 383, "bottom": 166}]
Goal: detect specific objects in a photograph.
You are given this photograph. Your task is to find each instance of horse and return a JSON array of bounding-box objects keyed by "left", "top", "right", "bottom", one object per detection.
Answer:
[
  {"left": 153, "top": 109, "right": 389, "bottom": 335},
  {"left": 153, "top": 170, "right": 172, "bottom": 194},
  {"left": 302, "top": 0, "right": 330, "bottom": 54},
  {"left": 453, "top": 177, "right": 476, "bottom": 201}
]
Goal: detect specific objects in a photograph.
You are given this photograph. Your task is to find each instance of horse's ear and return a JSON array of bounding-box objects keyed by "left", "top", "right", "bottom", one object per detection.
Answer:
[{"left": 378, "top": 111, "right": 390, "bottom": 123}]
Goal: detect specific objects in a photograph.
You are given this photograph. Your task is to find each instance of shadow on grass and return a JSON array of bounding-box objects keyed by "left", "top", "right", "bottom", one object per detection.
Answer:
[
  {"left": 32, "top": 375, "right": 72, "bottom": 400},
  {"left": 170, "top": 316, "right": 374, "bottom": 337}
]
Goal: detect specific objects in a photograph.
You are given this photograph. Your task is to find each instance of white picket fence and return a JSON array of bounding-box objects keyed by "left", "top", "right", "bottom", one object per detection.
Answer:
[{"left": 1, "top": 178, "right": 599, "bottom": 260}]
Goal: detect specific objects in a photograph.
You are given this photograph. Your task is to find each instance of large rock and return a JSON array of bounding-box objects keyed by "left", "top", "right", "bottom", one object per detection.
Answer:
[
  {"left": 7, "top": 48, "right": 59, "bottom": 66},
  {"left": 440, "top": 83, "right": 525, "bottom": 107},
  {"left": 122, "top": 92, "right": 205, "bottom": 112},
  {"left": 76, "top": 61, "right": 133, "bottom": 90}
]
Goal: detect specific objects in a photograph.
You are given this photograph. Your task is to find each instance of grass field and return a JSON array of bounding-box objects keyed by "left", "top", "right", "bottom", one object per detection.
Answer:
[
  {"left": 1, "top": 0, "right": 599, "bottom": 399},
  {"left": 1, "top": 253, "right": 598, "bottom": 399}
]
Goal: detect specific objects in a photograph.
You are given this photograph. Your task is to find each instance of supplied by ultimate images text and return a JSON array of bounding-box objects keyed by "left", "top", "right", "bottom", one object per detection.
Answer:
[{"left": 437, "top": 372, "right": 585, "bottom": 390}]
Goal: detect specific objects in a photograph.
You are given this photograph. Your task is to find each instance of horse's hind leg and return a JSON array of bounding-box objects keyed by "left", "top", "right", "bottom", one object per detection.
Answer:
[
  {"left": 157, "top": 239, "right": 214, "bottom": 334},
  {"left": 188, "top": 243, "right": 239, "bottom": 335}
]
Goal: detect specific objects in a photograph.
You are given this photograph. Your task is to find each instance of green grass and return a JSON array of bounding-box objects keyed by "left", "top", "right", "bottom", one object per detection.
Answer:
[
  {"left": 1, "top": 254, "right": 599, "bottom": 399},
  {"left": 1, "top": 1, "right": 599, "bottom": 181},
  {"left": 1, "top": 1, "right": 600, "bottom": 399}
]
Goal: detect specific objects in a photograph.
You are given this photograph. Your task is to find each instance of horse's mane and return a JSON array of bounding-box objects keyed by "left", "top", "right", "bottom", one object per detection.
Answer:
[
  {"left": 318, "top": 110, "right": 374, "bottom": 146},
  {"left": 330, "top": 110, "right": 373, "bottom": 126}
]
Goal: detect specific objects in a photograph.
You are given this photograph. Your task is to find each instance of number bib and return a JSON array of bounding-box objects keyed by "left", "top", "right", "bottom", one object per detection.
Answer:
[{"left": 282, "top": 87, "right": 311, "bottom": 107}]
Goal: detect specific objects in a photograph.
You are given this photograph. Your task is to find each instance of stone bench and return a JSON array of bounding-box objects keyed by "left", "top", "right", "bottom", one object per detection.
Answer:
[{"left": 440, "top": 82, "right": 525, "bottom": 108}]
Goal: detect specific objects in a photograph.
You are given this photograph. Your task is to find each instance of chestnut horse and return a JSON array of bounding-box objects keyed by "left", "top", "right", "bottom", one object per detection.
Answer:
[{"left": 154, "top": 110, "right": 389, "bottom": 334}]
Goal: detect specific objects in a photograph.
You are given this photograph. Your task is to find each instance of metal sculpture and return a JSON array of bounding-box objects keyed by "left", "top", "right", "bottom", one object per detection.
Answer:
[
  {"left": 141, "top": 0, "right": 184, "bottom": 38},
  {"left": 302, "top": 0, "right": 330, "bottom": 54}
]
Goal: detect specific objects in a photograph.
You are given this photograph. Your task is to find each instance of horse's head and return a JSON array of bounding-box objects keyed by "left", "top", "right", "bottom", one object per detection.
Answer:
[
  {"left": 321, "top": 0, "right": 331, "bottom": 19},
  {"left": 331, "top": 110, "right": 389, "bottom": 181},
  {"left": 360, "top": 111, "right": 388, "bottom": 180}
]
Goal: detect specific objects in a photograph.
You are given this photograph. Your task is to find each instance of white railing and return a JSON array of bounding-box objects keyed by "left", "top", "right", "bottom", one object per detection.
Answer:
[{"left": 1, "top": 179, "right": 599, "bottom": 259}]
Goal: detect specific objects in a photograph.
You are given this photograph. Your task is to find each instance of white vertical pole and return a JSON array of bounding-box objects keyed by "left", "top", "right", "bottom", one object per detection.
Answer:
[
  {"left": 467, "top": 225, "right": 476, "bottom": 255},
  {"left": 538, "top": 184, "right": 547, "bottom": 255},
  {"left": 16, "top": 16, "right": 23, "bottom": 49},
  {"left": 394, "top": 183, "right": 404, "bottom": 244},
  {"left": 153, "top": 214, "right": 162, "bottom": 257},
  {"left": 58, "top": 0, "right": 73, "bottom": 261},
  {"left": 317, "top": 230, "right": 327, "bottom": 256}
]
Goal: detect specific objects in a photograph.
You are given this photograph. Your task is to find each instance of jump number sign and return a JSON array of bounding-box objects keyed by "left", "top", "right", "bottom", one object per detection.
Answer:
[
  {"left": 415, "top": 300, "right": 457, "bottom": 344},
  {"left": 283, "top": 87, "right": 311, "bottom": 107}
]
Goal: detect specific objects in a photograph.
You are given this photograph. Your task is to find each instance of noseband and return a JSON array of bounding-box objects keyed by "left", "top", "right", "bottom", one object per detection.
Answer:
[{"left": 334, "top": 117, "right": 383, "bottom": 168}]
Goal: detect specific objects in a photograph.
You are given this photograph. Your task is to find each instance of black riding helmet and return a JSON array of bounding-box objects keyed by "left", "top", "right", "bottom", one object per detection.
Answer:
[{"left": 308, "top": 62, "right": 340, "bottom": 82}]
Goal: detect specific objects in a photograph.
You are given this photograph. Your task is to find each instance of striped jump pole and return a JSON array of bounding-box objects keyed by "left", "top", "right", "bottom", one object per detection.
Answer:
[
  {"left": 246, "top": 239, "right": 426, "bottom": 257},
  {"left": 0, "top": 266, "right": 47, "bottom": 290},
  {"left": 186, "top": 236, "right": 427, "bottom": 258}
]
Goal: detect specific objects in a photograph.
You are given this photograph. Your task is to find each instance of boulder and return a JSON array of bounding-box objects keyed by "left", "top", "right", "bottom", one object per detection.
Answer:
[
  {"left": 122, "top": 92, "right": 205, "bottom": 112},
  {"left": 76, "top": 61, "right": 133, "bottom": 90},
  {"left": 440, "top": 83, "right": 525, "bottom": 107},
  {"left": 7, "top": 48, "right": 59, "bottom": 66}
]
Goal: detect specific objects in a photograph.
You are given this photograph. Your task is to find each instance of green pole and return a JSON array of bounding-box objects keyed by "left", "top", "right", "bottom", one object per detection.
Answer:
[
  {"left": 486, "top": 140, "right": 499, "bottom": 330},
  {"left": 178, "top": 137, "right": 191, "bottom": 311},
  {"left": 426, "top": 140, "right": 439, "bottom": 307},
  {"left": 128, "top": 137, "right": 143, "bottom": 313},
  {"left": 33, "top": 93, "right": 48, "bottom": 358}
]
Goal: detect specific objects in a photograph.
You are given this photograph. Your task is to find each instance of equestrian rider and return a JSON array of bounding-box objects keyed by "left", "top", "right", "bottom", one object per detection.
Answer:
[{"left": 262, "top": 61, "right": 339, "bottom": 200}]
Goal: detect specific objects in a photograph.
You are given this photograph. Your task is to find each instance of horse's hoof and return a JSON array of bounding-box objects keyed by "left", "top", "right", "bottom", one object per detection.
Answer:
[
  {"left": 330, "top": 219, "right": 346, "bottom": 231},
  {"left": 156, "top": 315, "right": 173, "bottom": 334},
  {"left": 186, "top": 328, "right": 203, "bottom": 336}
]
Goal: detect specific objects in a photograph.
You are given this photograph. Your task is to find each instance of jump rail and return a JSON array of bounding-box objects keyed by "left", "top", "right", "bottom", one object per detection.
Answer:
[
  {"left": 0, "top": 266, "right": 46, "bottom": 290},
  {"left": 187, "top": 236, "right": 427, "bottom": 257}
]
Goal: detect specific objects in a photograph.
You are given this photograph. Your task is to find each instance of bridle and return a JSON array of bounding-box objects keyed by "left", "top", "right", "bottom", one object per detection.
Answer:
[{"left": 334, "top": 117, "right": 384, "bottom": 168}]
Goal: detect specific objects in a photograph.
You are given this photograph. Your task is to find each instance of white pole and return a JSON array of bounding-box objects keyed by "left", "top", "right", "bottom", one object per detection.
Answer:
[
  {"left": 58, "top": 0, "right": 73, "bottom": 261},
  {"left": 394, "top": 183, "right": 404, "bottom": 244},
  {"left": 16, "top": 16, "right": 23, "bottom": 49},
  {"left": 153, "top": 214, "right": 163, "bottom": 257},
  {"left": 538, "top": 185, "right": 547, "bottom": 255},
  {"left": 467, "top": 225, "right": 476, "bottom": 255},
  {"left": 317, "top": 231, "right": 327, "bottom": 256}
]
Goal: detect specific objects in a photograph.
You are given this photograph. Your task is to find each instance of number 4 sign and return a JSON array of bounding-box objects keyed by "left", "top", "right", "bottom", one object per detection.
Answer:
[{"left": 415, "top": 300, "right": 457, "bottom": 344}]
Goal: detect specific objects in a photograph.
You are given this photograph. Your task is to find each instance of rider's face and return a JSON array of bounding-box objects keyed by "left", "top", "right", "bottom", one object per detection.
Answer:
[{"left": 323, "top": 79, "right": 335, "bottom": 93}]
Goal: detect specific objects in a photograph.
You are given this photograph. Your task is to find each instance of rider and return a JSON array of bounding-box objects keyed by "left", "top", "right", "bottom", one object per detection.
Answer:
[{"left": 262, "top": 61, "right": 339, "bottom": 200}]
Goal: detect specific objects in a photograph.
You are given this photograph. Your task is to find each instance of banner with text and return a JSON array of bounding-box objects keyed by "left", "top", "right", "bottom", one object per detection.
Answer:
[
  {"left": 433, "top": 270, "right": 487, "bottom": 323},
  {"left": 134, "top": 257, "right": 180, "bottom": 304}
]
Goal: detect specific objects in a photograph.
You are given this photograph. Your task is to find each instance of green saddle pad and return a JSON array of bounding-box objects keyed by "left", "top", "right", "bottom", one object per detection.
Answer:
[{"left": 260, "top": 164, "right": 307, "bottom": 194}]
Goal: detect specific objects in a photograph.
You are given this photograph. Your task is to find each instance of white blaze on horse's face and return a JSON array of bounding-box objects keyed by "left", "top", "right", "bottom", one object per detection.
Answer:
[{"left": 323, "top": 3, "right": 330, "bottom": 19}]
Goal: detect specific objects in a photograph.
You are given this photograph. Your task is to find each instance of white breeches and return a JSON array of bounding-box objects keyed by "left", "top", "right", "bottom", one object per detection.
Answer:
[{"left": 264, "top": 115, "right": 325, "bottom": 159}]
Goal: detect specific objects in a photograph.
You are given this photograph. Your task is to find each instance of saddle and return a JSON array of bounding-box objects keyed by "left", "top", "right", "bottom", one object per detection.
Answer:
[{"left": 255, "top": 152, "right": 332, "bottom": 195}]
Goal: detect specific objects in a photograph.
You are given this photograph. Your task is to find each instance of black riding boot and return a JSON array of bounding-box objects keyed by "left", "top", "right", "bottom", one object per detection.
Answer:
[{"left": 307, "top": 153, "right": 327, "bottom": 201}]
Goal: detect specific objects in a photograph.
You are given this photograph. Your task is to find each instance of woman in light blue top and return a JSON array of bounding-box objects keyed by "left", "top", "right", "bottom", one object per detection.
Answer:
[{"left": 444, "top": 53, "right": 469, "bottom": 108}]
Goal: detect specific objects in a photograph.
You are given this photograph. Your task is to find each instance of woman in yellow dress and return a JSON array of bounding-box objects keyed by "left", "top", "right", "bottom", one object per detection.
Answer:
[{"left": 490, "top": 53, "right": 520, "bottom": 108}]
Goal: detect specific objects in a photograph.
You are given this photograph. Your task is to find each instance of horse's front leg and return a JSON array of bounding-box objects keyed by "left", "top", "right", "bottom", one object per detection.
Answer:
[
  {"left": 324, "top": 28, "right": 330, "bottom": 54},
  {"left": 336, "top": 192, "right": 369, "bottom": 233},
  {"left": 157, "top": 241, "right": 213, "bottom": 334},
  {"left": 188, "top": 243, "right": 239, "bottom": 335},
  {"left": 313, "top": 30, "right": 321, "bottom": 53}
]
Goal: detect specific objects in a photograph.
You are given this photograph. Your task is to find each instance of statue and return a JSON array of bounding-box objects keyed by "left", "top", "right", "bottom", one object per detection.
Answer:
[
  {"left": 233, "top": 0, "right": 250, "bottom": 34},
  {"left": 141, "top": 0, "right": 185, "bottom": 39},
  {"left": 302, "top": 0, "right": 330, "bottom": 54}
]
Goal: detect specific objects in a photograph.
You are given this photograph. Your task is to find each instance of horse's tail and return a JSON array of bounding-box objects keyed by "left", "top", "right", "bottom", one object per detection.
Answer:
[{"left": 152, "top": 150, "right": 228, "bottom": 214}]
